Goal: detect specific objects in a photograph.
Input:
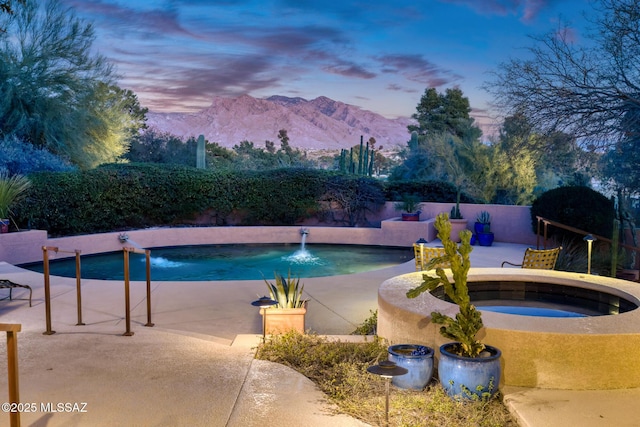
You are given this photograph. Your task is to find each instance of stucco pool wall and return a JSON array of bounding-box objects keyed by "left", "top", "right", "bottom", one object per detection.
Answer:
[
  {"left": 377, "top": 268, "right": 640, "bottom": 390},
  {"left": 3, "top": 224, "right": 423, "bottom": 265},
  {"left": 1, "top": 202, "right": 540, "bottom": 265}
]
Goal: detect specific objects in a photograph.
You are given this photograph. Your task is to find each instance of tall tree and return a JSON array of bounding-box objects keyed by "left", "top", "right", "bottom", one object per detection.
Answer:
[
  {"left": 485, "top": 0, "right": 640, "bottom": 195},
  {"left": 408, "top": 87, "right": 482, "bottom": 141},
  {"left": 0, "top": 0, "right": 23, "bottom": 15},
  {"left": 0, "top": 0, "right": 145, "bottom": 168}
]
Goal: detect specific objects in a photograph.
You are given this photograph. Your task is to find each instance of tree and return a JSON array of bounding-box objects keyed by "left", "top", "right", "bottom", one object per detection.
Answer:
[
  {"left": 0, "top": 0, "right": 145, "bottom": 168},
  {"left": 408, "top": 87, "right": 482, "bottom": 141},
  {"left": 484, "top": 0, "right": 640, "bottom": 196},
  {"left": 393, "top": 87, "right": 488, "bottom": 201},
  {"left": 0, "top": 0, "right": 23, "bottom": 28}
]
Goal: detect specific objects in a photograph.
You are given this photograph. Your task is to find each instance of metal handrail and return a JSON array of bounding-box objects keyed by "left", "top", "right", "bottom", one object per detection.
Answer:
[
  {"left": 122, "top": 247, "right": 154, "bottom": 336},
  {"left": 536, "top": 216, "right": 640, "bottom": 271},
  {"left": 0, "top": 323, "right": 21, "bottom": 427},
  {"left": 41, "top": 246, "right": 82, "bottom": 335}
]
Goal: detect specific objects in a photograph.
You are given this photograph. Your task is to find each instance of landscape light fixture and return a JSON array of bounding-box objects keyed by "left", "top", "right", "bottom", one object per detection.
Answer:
[
  {"left": 583, "top": 234, "right": 597, "bottom": 274},
  {"left": 251, "top": 296, "right": 277, "bottom": 343},
  {"left": 367, "top": 360, "right": 408, "bottom": 427}
]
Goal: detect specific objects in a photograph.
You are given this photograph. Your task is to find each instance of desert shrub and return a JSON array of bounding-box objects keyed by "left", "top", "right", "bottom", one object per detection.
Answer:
[
  {"left": 318, "top": 174, "right": 386, "bottom": 226},
  {"left": 530, "top": 186, "right": 615, "bottom": 241},
  {"left": 256, "top": 331, "right": 517, "bottom": 427},
  {"left": 0, "top": 136, "right": 75, "bottom": 175}
]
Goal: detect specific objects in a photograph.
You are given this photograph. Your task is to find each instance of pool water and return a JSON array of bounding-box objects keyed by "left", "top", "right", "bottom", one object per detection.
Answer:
[
  {"left": 22, "top": 244, "right": 412, "bottom": 281},
  {"left": 478, "top": 305, "right": 587, "bottom": 318},
  {"left": 431, "top": 280, "right": 637, "bottom": 318}
]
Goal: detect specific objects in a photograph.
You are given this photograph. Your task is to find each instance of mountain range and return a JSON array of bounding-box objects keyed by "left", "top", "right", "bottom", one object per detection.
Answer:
[{"left": 146, "top": 95, "right": 414, "bottom": 151}]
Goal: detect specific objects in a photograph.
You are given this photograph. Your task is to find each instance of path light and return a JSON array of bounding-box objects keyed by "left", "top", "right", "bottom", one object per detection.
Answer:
[
  {"left": 367, "top": 360, "right": 408, "bottom": 427},
  {"left": 584, "top": 234, "right": 597, "bottom": 274},
  {"left": 251, "top": 296, "right": 277, "bottom": 343}
]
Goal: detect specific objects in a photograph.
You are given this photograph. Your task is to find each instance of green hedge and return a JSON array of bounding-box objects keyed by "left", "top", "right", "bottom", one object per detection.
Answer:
[
  {"left": 530, "top": 186, "right": 615, "bottom": 240},
  {"left": 383, "top": 180, "right": 478, "bottom": 203},
  {"left": 14, "top": 164, "right": 387, "bottom": 236}
]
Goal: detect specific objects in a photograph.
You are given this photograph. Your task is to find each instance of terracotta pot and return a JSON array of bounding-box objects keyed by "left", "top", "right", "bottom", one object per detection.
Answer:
[
  {"left": 401, "top": 212, "right": 420, "bottom": 221},
  {"left": 260, "top": 306, "right": 307, "bottom": 334},
  {"left": 448, "top": 219, "right": 468, "bottom": 243}
]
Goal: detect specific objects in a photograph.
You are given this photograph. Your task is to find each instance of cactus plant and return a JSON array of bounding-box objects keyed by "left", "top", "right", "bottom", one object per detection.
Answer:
[{"left": 406, "top": 213, "right": 485, "bottom": 358}]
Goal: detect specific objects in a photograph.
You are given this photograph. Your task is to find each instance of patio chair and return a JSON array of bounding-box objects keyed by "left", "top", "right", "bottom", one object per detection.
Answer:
[
  {"left": 413, "top": 244, "right": 449, "bottom": 271},
  {"left": 0, "top": 279, "right": 32, "bottom": 307},
  {"left": 501, "top": 247, "right": 562, "bottom": 270}
]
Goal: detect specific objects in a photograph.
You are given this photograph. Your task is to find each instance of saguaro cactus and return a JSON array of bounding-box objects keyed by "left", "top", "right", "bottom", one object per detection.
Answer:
[{"left": 196, "top": 134, "right": 205, "bottom": 169}]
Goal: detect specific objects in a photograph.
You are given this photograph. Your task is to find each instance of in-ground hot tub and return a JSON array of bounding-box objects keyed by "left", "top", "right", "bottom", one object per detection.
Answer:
[{"left": 377, "top": 268, "right": 640, "bottom": 390}]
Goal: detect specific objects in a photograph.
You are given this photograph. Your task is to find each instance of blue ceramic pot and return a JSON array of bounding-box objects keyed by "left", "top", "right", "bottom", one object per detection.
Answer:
[
  {"left": 437, "top": 343, "right": 501, "bottom": 399},
  {"left": 473, "top": 221, "right": 490, "bottom": 234},
  {"left": 388, "top": 344, "right": 434, "bottom": 390},
  {"left": 477, "top": 232, "right": 494, "bottom": 247}
]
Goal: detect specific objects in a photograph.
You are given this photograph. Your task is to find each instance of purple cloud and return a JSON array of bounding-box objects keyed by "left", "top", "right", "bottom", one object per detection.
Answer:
[
  {"left": 323, "top": 61, "right": 376, "bottom": 79},
  {"left": 438, "top": 0, "right": 561, "bottom": 22},
  {"left": 62, "top": 0, "right": 197, "bottom": 39},
  {"left": 376, "top": 54, "right": 461, "bottom": 87}
]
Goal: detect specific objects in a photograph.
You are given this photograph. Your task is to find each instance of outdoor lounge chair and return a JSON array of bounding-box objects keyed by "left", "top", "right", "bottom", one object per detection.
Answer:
[
  {"left": 0, "top": 279, "right": 32, "bottom": 307},
  {"left": 501, "top": 246, "right": 562, "bottom": 270},
  {"left": 413, "top": 244, "right": 449, "bottom": 271}
]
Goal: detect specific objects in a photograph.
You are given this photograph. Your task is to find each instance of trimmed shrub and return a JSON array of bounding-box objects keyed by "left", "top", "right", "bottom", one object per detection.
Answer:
[
  {"left": 13, "top": 164, "right": 387, "bottom": 236},
  {"left": 530, "top": 186, "right": 615, "bottom": 240}
]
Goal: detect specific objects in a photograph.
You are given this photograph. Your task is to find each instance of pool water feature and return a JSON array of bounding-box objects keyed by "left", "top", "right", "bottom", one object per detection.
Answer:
[{"left": 22, "top": 243, "right": 412, "bottom": 281}]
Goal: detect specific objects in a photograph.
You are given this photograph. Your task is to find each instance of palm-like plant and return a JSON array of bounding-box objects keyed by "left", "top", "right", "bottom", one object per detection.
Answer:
[{"left": 0, "top": 172, "right": 31, "bottom": 224}]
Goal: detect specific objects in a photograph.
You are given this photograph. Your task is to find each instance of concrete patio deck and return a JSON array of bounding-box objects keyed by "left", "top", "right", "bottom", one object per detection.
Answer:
[{"left": 0, "top": 241, "right": 638, "bottom": 426}]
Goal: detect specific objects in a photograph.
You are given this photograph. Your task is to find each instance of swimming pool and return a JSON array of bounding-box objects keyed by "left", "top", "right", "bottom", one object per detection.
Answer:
[{"left": 22, "top": 243, "right": 412, "bottom": 281}]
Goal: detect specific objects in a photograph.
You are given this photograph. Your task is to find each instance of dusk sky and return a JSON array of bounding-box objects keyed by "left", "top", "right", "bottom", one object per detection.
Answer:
[{"left": 62, "top": 0, "right": 593, "bottom": 130}]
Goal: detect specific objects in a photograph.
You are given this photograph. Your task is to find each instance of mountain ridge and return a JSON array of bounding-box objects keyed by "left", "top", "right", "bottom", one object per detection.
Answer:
[{"left": 146, "top": 95, "right": 413, "bottom": 151}]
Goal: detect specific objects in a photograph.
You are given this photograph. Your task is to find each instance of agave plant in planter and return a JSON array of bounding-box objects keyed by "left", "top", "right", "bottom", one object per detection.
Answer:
[
  {"left": 0, "top": 172, "right": 31, "bottom": 233},
  {"left": 474, "top": 211, "right": 494, "bottom": 247},
  {"left": 406, "top": 213, "right": 501, "bottom": 399},
  {"left": 394, "top": 193, "right": 423, "bottom": 221},
  {"left": 474, "top": 211, "right": 491, "bottom": 234},
  {"left": 262, "top": 271, "right": 307, "bottom": 335}
]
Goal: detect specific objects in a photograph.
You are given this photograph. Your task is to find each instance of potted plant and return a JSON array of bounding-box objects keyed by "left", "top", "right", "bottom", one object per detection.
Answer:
[
  {"left": 474, "top": 211, "right": 494, "bottom": 247},
  {"left": 395, "top": 193, "right": 423, "bottom": 221},
  {"left": 406, "top": 213, "right": 501, "bottom": 400},
  {"left": 0, "top": 172, "right": 31, "bottom": 233},
  {"left": 387, "top": 344, "right": 434, "bottom": 390},
  {"left": 474, "top": 211, "right": 491, "bottom": 234},
  {"left": 261, "top": 270, "right": 307, "bottom": 334},
  {"left": 447, "top": 189, "right": 468, "bottom": 242}
]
